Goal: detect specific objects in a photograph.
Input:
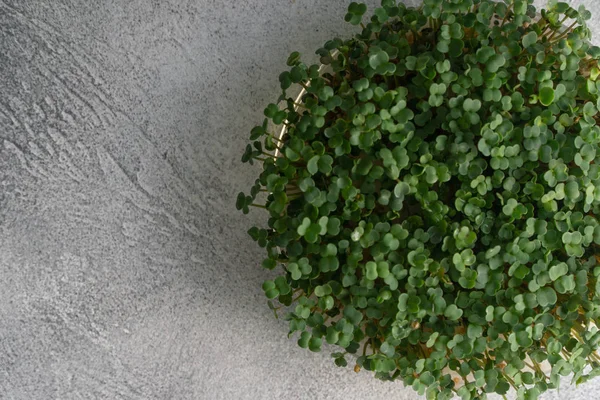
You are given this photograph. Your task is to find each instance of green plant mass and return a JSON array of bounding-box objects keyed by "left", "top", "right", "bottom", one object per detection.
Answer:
[{"left": 237, "top": 1, "right": 600, "bottom": 398}]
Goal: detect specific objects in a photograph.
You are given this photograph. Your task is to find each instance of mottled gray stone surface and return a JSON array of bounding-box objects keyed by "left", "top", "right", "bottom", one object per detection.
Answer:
[{"left": 0, "top": 1, "right": 599, "bottom": 399}]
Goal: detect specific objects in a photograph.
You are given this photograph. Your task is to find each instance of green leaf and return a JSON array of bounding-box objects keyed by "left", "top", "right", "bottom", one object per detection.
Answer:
[
  {"left": 449, "top": 39, "right": 465, "bottom": 58},
  {"left": 262, "top": 258, "right": 277, "bottom": 270},
  {"left": 314, "top": 284, "right": 332, "bottom": 297},
  {"left": 514, "top": 0, "right": 527, "bottom": 14},
  {"left": 463, "top": 98, "right": 482, "bottom": 113},
  {"left": 522, "top": 32, "right": 538, "bottom": 49},
  {"left": 274, "top": 276, "right": 291, "bottom": 295},
  {"left": 394, "top": 182, "right": 410, "bottom": 198},
  {"left": 263, "top": 279, "right": 279, "bottom": 299},
  {"left": 307, "top": 155, "right": 320, "bottom": 175},
  {"left": 345, "top": 2, "right": 367, "bottom": 25},
  {"left": 308, "top": 337, "right": 322, "bottom": 352},
  {"left": 467, "top": 325, "right": 483, "bottom": 339},
  {"left": 318, "top": 155, "right": 333, "bottom": 174},
  {"left": 334, "top": 356, "right": 347, "bottom": 367},
  {"left": 476, "top": 46, "right": 496, "bottom": 63},
  {"left": 319, "top": 256, "right": 339, "bottom": 272},
  {"left": 326, "top": 327, "right": 340, "bottom": 344},
  {"left": 279, "top": 72, "right": 292, "bottom": 90},
  {"left": 344, "top": 305, "right": 363, "bottom": 325},
  {"left": 366, "top": 261, "right": 378, "bottom": 280},
  {"left": 539, "top": 87, "right": 555, "bottom": 106},
  {"left": 584, "top": 102, "right": 598, "bottom": 117},
  {"left": 444, "top": 304, "right": 463, "bottom": 321},
  {"left": 286, "top": 51, "right": 301, "bottom": 66},
  {"left": 377, "top": 341, "right": 393, "bottom": 357},
  {"left": 537, "top": 287, "right": 558, "bottom": 308},
  {"left": 369, "top": 50, "right": 390, "bottom": 70},
  {"left": 298, "top": 331, "right": 311, "bottom": 348},
  {"left": 486, "top": 54, "right": 506, "bottom": 73}
]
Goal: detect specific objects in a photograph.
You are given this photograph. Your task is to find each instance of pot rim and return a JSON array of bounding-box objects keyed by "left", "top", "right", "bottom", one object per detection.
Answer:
[{"left": 273, "top": 51, "right": 339, "bottom": 158}]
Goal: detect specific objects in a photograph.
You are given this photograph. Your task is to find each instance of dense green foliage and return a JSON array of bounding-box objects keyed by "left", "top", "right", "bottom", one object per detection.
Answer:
[{"left": 237, "top": 1, "right": 600, "bottom": 398}]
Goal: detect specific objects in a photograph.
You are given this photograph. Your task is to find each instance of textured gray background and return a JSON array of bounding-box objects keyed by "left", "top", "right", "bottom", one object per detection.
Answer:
[{"left": 0, "top": 1, "right": 598, "bottom": 399}]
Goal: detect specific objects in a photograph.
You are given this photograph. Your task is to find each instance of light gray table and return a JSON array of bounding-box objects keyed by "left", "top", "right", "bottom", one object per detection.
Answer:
[{"left": 0, "top": 1, "right": 598, "bottom": 399}]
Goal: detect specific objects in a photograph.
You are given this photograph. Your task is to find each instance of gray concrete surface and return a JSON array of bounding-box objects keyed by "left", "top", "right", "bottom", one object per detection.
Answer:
[{"left": 1, "top": 1, "right": 599, "bottom": 399}]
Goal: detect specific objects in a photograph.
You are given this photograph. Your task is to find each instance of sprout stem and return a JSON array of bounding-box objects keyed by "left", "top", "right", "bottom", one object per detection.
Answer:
[
  {"left": 524, "top": 361, "right": 536, "bottom": 370},
  {"left": 291, "top": 293, "right": 304, "bottom": 303},
  {"left": 550, "top": 21, "right": 578, "bottom": 43},
  {"left": 502, "top": 372, "right": 517, "bottom": 390},
  {"left": 547, "top": 15, "right": 571, "bottom": 41},
  {"left": 268, "top": 134, "right": 284, "bottom": 143},
  {"left": 532, "top": 359, "right": 548, "bottom": 379},
  {"left": 500, "top": 3, "right": 514, "bottom": 28},
  {"left": 362, "top": 340, "right": 369, "bottom": 356},
  {"left": 540, "top": 23, "right": 552, "bottom": 37}
]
